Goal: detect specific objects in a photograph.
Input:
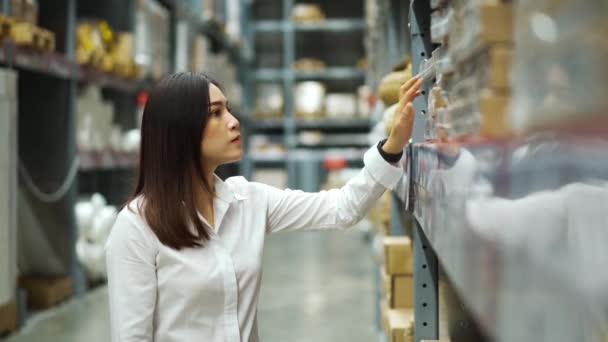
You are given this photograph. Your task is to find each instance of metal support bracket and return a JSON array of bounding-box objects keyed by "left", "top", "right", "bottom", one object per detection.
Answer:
[{"left": 413, "top": 220, "right": 439, "bottom": 341}]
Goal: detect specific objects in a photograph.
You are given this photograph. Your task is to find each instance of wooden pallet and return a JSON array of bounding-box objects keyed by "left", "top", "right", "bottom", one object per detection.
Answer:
[
  {"left": 19, "top": 275, "right": 73, "bottom": 310},
  {"left": 9, "top": 21, "right": 55, "bottom": 52},
  {"left": 0, "top": 298, "right": 18, "bottom": 336}
]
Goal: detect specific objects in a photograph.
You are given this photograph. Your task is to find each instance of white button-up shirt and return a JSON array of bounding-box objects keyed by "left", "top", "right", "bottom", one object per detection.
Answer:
[{"left": 105, "top": 146, "right": 403, "bottom": 342}]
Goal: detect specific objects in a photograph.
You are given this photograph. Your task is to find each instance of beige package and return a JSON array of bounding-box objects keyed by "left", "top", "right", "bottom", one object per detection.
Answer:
[
  {"left": 383, "top": 236, "right": 414, "bottom": 275},
  {"left": 382, "top": 269, "right": 415, "bottom": 308},
  {"left": 387, "top": 308, "right": 414, "bottom": 342}
]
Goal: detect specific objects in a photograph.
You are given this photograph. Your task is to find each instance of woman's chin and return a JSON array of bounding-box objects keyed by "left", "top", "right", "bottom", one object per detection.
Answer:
[{"left": 222, "top": 153, "right": 243, "bottom": 165}]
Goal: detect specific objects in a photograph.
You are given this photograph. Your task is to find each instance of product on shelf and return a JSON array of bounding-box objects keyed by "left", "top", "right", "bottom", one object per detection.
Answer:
[
  {"left": 250, "top": 135, "right": 286, "bottom": 156},
  {"left": 448, "top": 89, "right": 510, "bottom": 138},
  {"left": 428, "top": 0, "right": 516, "bottom": 139},
  {"left": 293, "top": 58, "right": 326, "bottom": 71},
  {"left": 254, "top": 83, "right": 283, "bottom": 118},
  {"left": 448, "top": 1, "right": 513, "bottom": 63},
  {"left": 192, "top": 35, "right": 210, "bottom": 73},
  {"left": 3, "top": 8, "right": 55, "bottom": 53},
  {"left": 292, "top": 3, "right": 325, "bottom": 22},
  {"left": 384, "top": 308, "right": 414, "bottom": 342},
  {"left": 110, "top": 32, "right": 141, "bottom": 79},
  {"left": 76, "top": 20, "right": 113, "bottom": 69},
  {"left": 18, "top": 276, "right": 73, "bottom": 310},
  {"left": 135, "top": 0, "right": 170, "bottom": 80},
  {"left": 0, "top": 299, "right": 17, "bottom": 334},
  {"left": 382, "top": 269, "right": 414, "bottom": 309},
  {"left": 207, "top": 52, "right": 242, "bottom": 107},
  {"left": 510, "top": 0, "right": 608, "bottom": 132},
  {"left": 11, "top": 0, "right": 38, "bottom": 25},
  {"left": 383, "top": 236, "right": 413, "bottom": 275},
  {"left": 295, "top": 81, "right": 326, "bottom": 119},
  {"left": 325, "top": 93, "right": 358, "bottom": 119},
  {"left": 75, "top": 193, "right": 116, "bottom": 281},
  {"left": 253, "top": 169, "right": 288, "bottom": 189},
  {"left": 431, "top": 7, "right": 451, "bottom": 44},
  {"left": 77, "top": 19, "right": 142, "bottom": 78},
  {"left": 357, "top": 85, "right": 373, "bottom": 118},
  {"left": 379, "top": 65, "right": 413, "bottom": 107},
  {"left": 427, "top": 85, "right": 449, "bottom": 140}
]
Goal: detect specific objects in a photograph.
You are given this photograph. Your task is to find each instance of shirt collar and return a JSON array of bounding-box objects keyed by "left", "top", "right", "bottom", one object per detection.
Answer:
[{"left": 213, "top": 174, "right": 247, "bottom": 203}]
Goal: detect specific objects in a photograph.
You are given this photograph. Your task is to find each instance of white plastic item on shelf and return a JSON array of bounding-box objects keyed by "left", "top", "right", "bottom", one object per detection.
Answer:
[
  {"left": 76, "top": 238, "right": 107, "bottom": 281},
  {"left": 75, "top": 200, "right": 95, "bottom": 237},
  {"left": 294, "top": 81, "right": 326, "bottom": 118},
  {"left": 89, "top": 206, "right": 116, "bottom": 243},
  {"left": 175, "top": 19, "right": 190, "bottom": 73},
  {"left": 357, "top": 85, "right": 372, "bottom": 118},
  {"left": 135, "top": 0, "right": 170, "bottom": 80},
  {"left": 431, "top": 8, "right": 451, "bottom": 44},
  {"left": 254, "top": 83, "right": 283, "bottom": 118},
  {"left": 74, "top": 193, "right": 117, "bottom": 281},
  {"left": 122, "top": 129, "right": 141, "bottom": 153},
  {"left": 0, "top": 68, "right": 17, "bottom": 305},
  {"left": 192, "top": 35, "right": 210, "bottom": 73},
  {"left": 325, "top": 93, "right": 358, "bottom": 119},
  {"left": 509, "top": 0, "right": 608, "bottom": 132},
  {"left": 77, "top": 85, "right": 121, "bottom": 152},
  {"left": 252, "top": 169, "right": 288, "bottom": 190},
  {"left": 225, "top": 0, "right": 241, "bottom": 41}
]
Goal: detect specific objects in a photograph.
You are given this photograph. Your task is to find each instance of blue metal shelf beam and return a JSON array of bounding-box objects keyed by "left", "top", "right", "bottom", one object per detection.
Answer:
[
  {"left": 254, "top": 19, "right": 366, "bottom": 32},
  {"left": 295, "top": 67, "right": 365, "bottom": 80}
]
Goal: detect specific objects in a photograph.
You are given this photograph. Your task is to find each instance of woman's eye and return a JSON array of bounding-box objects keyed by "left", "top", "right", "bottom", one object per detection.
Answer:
[{"left": 212, "top": 110, "right": 221, "bottom": 117}]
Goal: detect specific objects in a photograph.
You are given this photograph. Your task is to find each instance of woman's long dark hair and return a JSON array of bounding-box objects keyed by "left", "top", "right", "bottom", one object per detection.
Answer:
[{"left": 129, "top": 72, "right": 219, "bottom": 250}]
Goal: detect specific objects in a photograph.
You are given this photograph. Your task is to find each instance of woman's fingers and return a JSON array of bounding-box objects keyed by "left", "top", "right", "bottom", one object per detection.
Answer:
[
  {"left": 403, "top": 78, "right": 423, "bottom": 104},
  {"left": 399, "top": 75, "right": 421, "bottom": 98}
]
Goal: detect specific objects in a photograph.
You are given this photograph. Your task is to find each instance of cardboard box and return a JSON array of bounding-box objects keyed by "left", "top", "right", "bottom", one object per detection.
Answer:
[
  {"left": 448, "top": 90, "right": 512, "bottom": 138},
  {"left": 382, "top": 270, "right": 414, "bottom": 308},
  {"left": 479, "top": 90, "right": 511, "bottom": 137},
  {"left": 383, "top": 236, "right": 413, "bottom": 275},
  {"left": 0, "top": 297, "right": 17, "bottom": 334},
  {"left": 478, "top": 2, "right": 513, "bottom": 44},
  {"left": 387, "top": 308, "right": 414, "bottom": 342},
  {"left": 457, "top": 46, "right": 513, "bottom": 92},
  {"left": 486, "top": 47, "right": 513, "bottom": 90},
  {"left": 19, "top": 276, "right": 73, "bottom": 309}
]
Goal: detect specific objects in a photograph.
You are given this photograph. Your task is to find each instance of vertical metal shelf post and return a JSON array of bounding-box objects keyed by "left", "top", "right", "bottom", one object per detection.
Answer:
[
  {"left": 282, "top": 0, "right": 297, "bottom": 188},
  {"left": 240, "top": 0, "right": 255, "bottom": 179},
  {"left": 409, "top": 0, "right": 438, "bottom": 340},
  {"left": 66, "top": 0, "right": 86, "bottom": 297}
]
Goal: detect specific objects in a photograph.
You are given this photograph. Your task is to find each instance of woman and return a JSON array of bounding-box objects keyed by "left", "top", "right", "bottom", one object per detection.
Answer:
[{"left": 105, "top": 72, "right": 422, "bottom": 342}]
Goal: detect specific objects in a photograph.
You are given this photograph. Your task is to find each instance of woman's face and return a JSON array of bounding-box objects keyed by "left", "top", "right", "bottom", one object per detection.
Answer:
[{"left": 201, "top": 84, "right": 242, "bottom": 167}]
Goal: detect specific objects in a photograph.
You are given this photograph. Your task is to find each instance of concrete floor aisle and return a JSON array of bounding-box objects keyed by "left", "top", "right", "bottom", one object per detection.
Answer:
[{"left": 3, "top": 230, "right": 377, "bottom": 342}]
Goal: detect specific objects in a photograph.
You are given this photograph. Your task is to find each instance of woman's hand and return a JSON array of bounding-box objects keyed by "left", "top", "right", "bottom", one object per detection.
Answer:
[{"left": 382, "top": 75, "right": 423, "bottom": 154}]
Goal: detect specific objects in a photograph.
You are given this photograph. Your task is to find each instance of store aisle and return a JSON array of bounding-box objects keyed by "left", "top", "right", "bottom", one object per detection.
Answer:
[{"left": 3, "top": 230, "right": 376, "bottom": 342}]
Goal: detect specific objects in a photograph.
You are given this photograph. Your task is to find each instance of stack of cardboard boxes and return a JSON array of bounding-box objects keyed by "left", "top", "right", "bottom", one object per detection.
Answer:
[
  {"left": 381, "top": 236, "right": 415, "bottom": 342},
  {"left": 431, "top": 0, "right": 514, "bottom": 139}
]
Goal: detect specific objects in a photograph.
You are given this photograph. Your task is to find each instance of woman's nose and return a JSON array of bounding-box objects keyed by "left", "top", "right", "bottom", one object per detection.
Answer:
[{"left": 228, "top": 114, "right": 240, "bottom": 130}]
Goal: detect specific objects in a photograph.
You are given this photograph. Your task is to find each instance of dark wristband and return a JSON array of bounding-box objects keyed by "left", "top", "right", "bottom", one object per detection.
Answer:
[{"left": 377, "top": 139, "right": 403, "bottom": 164}]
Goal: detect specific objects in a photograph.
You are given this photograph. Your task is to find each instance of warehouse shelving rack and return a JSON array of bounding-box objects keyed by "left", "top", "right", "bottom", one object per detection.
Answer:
[
  {"left": 2, "top": 0, "right": 247, "bottom": 330},
  {"left": 241, "top": 0, "right": 371, "bottom": 191},
  {"left": 395, "top": 1, "right": 608, "bottom": 341}
]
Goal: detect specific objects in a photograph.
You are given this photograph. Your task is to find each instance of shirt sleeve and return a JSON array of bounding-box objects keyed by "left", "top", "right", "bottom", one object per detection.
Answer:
[
  {"left": 264, "top": 145, "right": 404, "bottom": 234},
  {"left": 105, "top": 210, "right": 158, "bottom": 342}
]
